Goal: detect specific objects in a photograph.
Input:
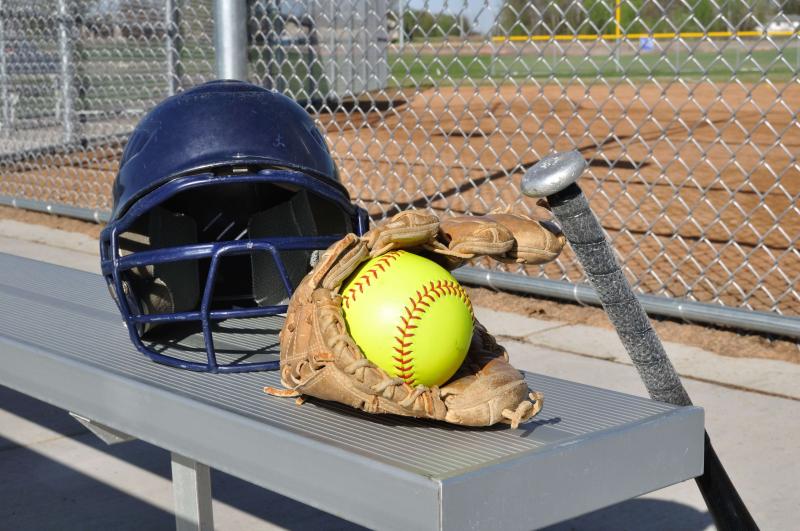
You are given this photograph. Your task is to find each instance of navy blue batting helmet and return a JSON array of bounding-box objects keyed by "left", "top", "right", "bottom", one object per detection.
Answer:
[{"left": 100, "top": 80, "right": 368, "bottom": 372}]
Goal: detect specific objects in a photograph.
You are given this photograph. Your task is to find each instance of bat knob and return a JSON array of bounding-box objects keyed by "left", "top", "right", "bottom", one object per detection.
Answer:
[{"left": 521, "top": 151, "right": 587, "bottom": 198}]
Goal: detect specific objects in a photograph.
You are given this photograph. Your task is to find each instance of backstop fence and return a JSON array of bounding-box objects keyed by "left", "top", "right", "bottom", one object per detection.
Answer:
[{"left": 0, "top": 0, "right": 797, "bottom": 336}]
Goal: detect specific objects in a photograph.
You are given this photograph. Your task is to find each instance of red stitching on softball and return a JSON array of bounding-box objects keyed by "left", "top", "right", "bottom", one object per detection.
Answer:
[
  {"left": 341, "top": 252, "right": 400, "bottom": 310},
  {"left": 393, "top": 279, "right": 473, "bottom": 385}
]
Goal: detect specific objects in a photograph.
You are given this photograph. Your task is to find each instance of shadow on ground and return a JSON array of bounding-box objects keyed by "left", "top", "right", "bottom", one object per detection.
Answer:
[
  {"left": 0, "top": 385, "right": 364, "bottom": 530},
  {"left": 542, "top": 498, "right": 712, "bottom": 530}
]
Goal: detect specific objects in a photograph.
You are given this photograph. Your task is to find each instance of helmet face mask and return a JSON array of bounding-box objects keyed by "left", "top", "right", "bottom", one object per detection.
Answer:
[{"left": 101, "top": 81, "right": 368, "bottom": 372}]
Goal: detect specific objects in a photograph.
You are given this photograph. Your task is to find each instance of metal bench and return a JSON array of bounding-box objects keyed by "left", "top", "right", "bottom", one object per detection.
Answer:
[{"left": 0, "top": 252, "right": 704, "bottom": 530}]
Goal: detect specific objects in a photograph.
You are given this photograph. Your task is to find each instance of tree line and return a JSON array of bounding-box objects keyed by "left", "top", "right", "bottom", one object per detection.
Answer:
[
  {"left": 496, "top": 0, "right": 800, "bottom": 36},
  {"left": 400, "top": 1, "right": 800, "bottom": 40},
  {"left": 402, "top": 9, "right": 473, "bottom": 39}
]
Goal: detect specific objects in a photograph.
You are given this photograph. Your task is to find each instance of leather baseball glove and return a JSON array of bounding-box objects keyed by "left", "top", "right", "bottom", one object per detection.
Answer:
[{"left": 265, "top": 210, "right": 565, "bottom": 428}]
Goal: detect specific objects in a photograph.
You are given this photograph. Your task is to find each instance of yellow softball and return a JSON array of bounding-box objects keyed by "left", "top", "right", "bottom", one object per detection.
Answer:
[{"left": 341, "top": 250, "right": 474, "bottom": 388}]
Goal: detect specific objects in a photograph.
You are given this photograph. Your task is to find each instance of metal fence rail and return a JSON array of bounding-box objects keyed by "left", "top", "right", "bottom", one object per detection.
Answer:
[{"left": 0, "top": 0, "right": 798, "bottom": 336}]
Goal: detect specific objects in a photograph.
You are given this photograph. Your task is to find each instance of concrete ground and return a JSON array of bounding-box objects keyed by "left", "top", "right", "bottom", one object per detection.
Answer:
[{"left": 0, "top": 220, "right": 797, "bottom": 530}]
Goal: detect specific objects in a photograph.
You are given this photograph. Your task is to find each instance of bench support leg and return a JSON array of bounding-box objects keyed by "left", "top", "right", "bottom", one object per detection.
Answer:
[{"left": 170, "top": 452, "right": 214, "bottom": 531}]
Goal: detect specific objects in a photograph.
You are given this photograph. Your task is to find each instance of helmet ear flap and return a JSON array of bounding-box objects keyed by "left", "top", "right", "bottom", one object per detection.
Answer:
[
  {"left": 119, "top": 207, "right": 200, "bottom": 331},
  {"left": 249, "top": 189, "right": 317, "bottom": 305}
]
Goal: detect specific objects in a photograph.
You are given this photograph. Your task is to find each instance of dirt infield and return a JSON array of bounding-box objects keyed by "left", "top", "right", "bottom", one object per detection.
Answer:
[
  {"left": 1, "top": 81, "right": 797, "bottom": 315},
  {"left": 323, "top": 81, "right": 799, "bottom": 315}
]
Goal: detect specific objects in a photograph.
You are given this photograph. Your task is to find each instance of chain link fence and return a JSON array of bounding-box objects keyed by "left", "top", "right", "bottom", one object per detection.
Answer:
[{"left": 0, "top": 0, "right": 798, "bottom": 332}]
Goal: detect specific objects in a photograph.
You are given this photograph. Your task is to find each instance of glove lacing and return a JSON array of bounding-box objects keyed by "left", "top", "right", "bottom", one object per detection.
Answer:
[
  {"left": 267, "top": 297, "right": 438, "bottom": 414},
  {"left": 501, "top": 392, "right": 544, "bottom": 429}
]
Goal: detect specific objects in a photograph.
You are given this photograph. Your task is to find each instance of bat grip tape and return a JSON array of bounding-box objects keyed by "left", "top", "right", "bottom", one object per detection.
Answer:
[{"left": 548, "top": 184, "right": 692, "bottom": 407}]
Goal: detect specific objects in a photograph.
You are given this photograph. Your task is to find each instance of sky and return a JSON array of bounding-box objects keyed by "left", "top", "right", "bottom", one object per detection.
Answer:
[{"left": 406, "top": 0, "right": 503, "bottom": 33}]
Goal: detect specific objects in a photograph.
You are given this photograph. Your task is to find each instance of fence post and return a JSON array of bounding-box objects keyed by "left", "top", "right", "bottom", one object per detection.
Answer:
[
  {"left": 0, "top": 0, "right": 10, "bottom": 135},
  {"left": 57, "top": 0, "right": 76, "bottom": 144},
  {"left": 165, "top": 0, "right": 183, "bottom": 96},
  {"left": 213, "top": 0, "right": 248, "bottom": 81}
]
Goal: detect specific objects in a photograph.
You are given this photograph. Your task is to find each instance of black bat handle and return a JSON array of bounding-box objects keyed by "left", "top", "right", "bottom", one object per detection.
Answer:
[
  {"left": 544, "top": 180, "right": 758, "bottom": 530},
  {"left": 698, "top": 432, "right": 759, "bottom": 530}
]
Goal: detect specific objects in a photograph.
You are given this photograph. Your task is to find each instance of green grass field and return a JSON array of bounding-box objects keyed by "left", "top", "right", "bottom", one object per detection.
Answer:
[
  {"left": 73, "top": 39, "right": 800, "bottom": 87},
  {"left": 389, "top": 46, "right": 800, "bottom": 87},
  {"left": 75, "top": 38, "right": 798, "bottom": 90},
  {"left": 5, "top": 39, "right": 797, "bottom": 120}
]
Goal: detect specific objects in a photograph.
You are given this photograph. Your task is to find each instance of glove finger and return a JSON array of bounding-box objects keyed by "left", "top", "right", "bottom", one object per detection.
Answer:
[
  {"left": 307, "top": 233, "right": 370, "bottom": 290},
  {"left": 364, "top": 210, "right": 439, "bottom": 256},
  {"left": 437, "top": 216, "right": 515, "bottom": 261},
  {"left": 483, "top": 212, "right": 566, "bottom": 265}
]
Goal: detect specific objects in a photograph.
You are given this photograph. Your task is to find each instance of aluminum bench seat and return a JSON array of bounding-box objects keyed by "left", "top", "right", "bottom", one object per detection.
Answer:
[{"left": 0, "top": 253, "right": 704, "bottom": 530}]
